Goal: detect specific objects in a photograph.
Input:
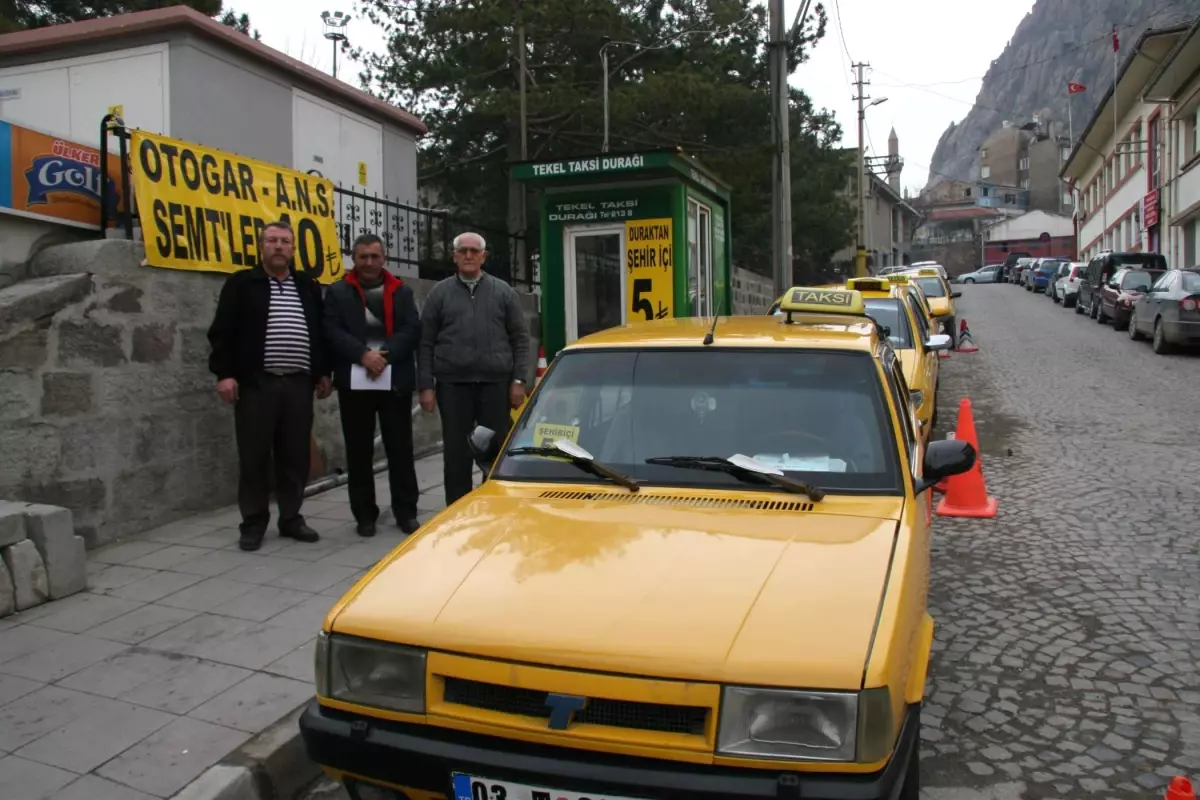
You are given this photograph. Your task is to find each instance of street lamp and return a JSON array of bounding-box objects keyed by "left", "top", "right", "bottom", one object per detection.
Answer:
[
  {"left": 856, "top": 94, "right": 887, "bottom": 277},
  {"left": 321, "top": 11, "right": 349, "bottom": 79}
]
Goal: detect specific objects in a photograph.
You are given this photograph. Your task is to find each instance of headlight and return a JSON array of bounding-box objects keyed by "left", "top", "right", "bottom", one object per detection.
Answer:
[
  {"left": 717, "top": 687, "right": 893, "bottom": 763},
  {"left": 320, "top": 634, "right": 426, "bottom": 713}
]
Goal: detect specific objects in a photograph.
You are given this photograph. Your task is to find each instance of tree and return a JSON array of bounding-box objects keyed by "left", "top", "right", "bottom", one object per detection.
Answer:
[
  {"left": 219, "top": 8, "right": 260, "bottom": 40},
  {"left": 1, "top": 2, "right": 257, "bottom": 38},
  {"left": 353, "top": 0, "right": 853, "bottom": 274}
]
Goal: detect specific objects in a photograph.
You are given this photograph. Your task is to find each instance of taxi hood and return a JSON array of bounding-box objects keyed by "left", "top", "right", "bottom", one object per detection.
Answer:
[{"left": 329, "top": 485, "right": 902, "bottom": 690}]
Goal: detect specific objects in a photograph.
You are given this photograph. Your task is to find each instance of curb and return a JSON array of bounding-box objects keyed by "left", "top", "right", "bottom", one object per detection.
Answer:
[{"left": 171, "top": 705, "right": 320, "bottom": 800}]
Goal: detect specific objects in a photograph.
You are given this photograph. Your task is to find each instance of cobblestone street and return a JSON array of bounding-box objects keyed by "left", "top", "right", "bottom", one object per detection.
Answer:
[{"left": 919, "top": 283, "right": 1200, "bottom": 797}]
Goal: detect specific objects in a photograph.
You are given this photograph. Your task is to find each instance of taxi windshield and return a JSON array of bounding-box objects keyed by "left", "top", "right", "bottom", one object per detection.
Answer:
[
  {"left": 914, "top": 277, "right": 946, "bottom": 298},
  {"left": 495, "top": 349, "right": 903, "bottom": 495},
  {"left": 864, "top": 298, "right": 913, "bottom": 349}
]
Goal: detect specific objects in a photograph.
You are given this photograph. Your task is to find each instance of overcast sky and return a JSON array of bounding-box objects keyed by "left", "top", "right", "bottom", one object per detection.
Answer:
[{"left": 233, "top": 0, "right": 1037, "bottom": 196}]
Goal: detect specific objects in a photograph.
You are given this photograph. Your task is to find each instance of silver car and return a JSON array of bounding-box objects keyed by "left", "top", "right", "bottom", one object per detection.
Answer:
[
  {"left": 1128, "top": 268, "right": 1200, "bottom": 353},
  {"left": 957, "top": 265, "right": 1002, "bottom": 284},
  {"left": 1053, "top": 262, "right": 1086, "bottom": 306}
]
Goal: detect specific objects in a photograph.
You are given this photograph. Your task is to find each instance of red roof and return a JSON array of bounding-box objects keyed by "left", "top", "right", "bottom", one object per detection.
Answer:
[{"left": 0, "top": 6, "right": 427, "bottom": 135}]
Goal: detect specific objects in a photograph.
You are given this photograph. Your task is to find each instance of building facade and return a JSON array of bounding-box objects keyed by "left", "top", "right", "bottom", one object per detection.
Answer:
[
  {"left": 836, "top": 131, "right": 920, "bottom": 270},
  {"left": 0, "top": 6, "right": 429, "bottom": 274},
  {"left": 1144, "top": 17, "right": 1200, "bottom": 270},
  {"left": 1061, "top": 24, "right": 1188, "bottom": 263},
  {"left": 979, "top": 119, "right": 1073, "bottom": 214},
  {"left": 980, "top": 210, "right": 1077, "bottom": 264}
]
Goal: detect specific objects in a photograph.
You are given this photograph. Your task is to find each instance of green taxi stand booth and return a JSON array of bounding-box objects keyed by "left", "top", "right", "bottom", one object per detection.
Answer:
[{"left": 513, "top": 149, "right": 734, "bottom": 362}]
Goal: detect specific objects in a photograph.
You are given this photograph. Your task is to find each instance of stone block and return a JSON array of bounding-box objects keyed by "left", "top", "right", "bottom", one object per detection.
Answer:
[
  {"left": 0, "top": 273, "right": 93, "bottom": 330},
  {"left": 0, "top": 368, "right": 37, "bottom": 420},
  {"left": 105, "top": 285, "right": 144, "bottom": 313},
  {"left": 180, "top": 327, "right": 212, "bottom": 368},
  {"left": 0, "top": 499, "right": 28, "bottom": 547},
  {"left": 0, "top": 324, "right": 50, "bottom": 369},
  {"left": 60, "top": 419, "right": 121, "bottom": 473},
  {"left": 131, "top": 322, "right": 176, "bottom": 364},
  {"left": 40, "top": 371, "right": 95, "bottom": 417},
  {"left": 0, "top": 556, "right": 13, "bottom": 616},
  {"left": 0, "top": 424, "right": 60, "bottom": 485},
  {"left": 23, "top": 504, "right": 87, "bottom": 599},
  {"left": 2, "top": 538, "right": 49, "bottom": 610},
  {"left": 57, "top": 319, "right": 126, "bottom": 368},
  {"left": 98, "top": 366, "right": 211, "bottom": 413}
]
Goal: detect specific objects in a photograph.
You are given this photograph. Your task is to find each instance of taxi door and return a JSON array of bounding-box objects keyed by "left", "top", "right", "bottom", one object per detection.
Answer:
[{"left": 900, "top": 290, "right": 939, "bottom": 439}]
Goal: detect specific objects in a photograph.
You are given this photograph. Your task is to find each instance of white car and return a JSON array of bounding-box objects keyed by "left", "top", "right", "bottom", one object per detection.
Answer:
[{"left": 1053, "top": 262, "right": 1087, "bottom": 307}]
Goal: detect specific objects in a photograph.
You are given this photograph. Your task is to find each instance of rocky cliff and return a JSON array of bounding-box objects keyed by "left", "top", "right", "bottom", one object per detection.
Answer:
[{"left": 926, "top": 0, "right": 1200, "bottom": 188}]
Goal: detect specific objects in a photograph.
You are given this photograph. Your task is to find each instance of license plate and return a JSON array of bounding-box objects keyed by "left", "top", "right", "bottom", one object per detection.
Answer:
[{"left": 452, "top": 773, "right": 647, "bottom": 800}]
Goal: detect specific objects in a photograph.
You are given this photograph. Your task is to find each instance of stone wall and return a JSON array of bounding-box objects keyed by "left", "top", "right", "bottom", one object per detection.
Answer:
[
  {"left": 0, "top": 240, "right": 540, "bottom": 547},
  {"left": 732, "top": 266, "right": 775, "bottom": 315}
]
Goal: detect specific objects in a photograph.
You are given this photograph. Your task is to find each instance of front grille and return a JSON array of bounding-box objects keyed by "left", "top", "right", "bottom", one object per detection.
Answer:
[
  {"left": 442, "top": 677, "right": 708, "bottom": 735},
  {"left": 538, "top": 490, "right": 813, "bottom": 512}
]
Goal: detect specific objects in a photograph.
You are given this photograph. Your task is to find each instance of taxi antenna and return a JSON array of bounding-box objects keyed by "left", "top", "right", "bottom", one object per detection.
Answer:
[{"left": 702, "top": 315, "right": 719, "bottom": 345}]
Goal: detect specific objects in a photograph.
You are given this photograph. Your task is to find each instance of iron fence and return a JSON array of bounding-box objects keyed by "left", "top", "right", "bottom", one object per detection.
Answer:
[{"left": 98, "top": 116, "right": 538, "bottom": 293}]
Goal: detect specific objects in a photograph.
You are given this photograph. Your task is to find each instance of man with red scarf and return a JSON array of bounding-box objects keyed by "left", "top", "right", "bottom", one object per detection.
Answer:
[{"left": 324, "top": 234, "right": 422, "bottom": 537}]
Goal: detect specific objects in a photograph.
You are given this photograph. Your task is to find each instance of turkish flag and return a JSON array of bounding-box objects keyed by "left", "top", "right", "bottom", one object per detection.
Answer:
[
  {"left": 1068, "top": 81, "right": 1086, "bottom": 94},
  {"left": 1112, "top": 25, "right": 1119, "bottom": 52}
]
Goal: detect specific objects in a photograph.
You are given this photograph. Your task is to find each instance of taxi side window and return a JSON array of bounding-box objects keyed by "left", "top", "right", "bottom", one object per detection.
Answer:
[
  {"left": 906, "top": 294, "right": 930, "bottom": 343},
  {"left": 881, "top": 351, "right": 916, "bottom": 461}
]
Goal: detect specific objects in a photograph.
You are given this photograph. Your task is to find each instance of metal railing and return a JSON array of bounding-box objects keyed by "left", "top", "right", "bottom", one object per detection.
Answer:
[{"left": 98, "top": 116, "right": 539, "bottom": 294}]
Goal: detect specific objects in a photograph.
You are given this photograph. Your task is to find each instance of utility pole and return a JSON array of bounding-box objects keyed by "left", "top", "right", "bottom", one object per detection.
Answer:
[
  {"left": 769, "top": 0, "right": 792, "bottom": 296},
  {"left": 852, "top": 62, "right": 870, "bottom": 278}
]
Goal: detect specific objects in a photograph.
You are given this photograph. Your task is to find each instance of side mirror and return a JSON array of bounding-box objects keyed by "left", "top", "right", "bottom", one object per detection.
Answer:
[
  {"left": 914, "top": 439, "right": 976, "bottom": 494},
  {"left": 925, "top": 333, "right": 953, "bottom": 352},
  {"left": 951, "top": 291, "right": 963, "bottom": 298},
  {"left": 909, "top": 389, "right": 924, "bottom": 409},
  {"left": 468, "top": 425, "right": 500, "bottom": 465}
]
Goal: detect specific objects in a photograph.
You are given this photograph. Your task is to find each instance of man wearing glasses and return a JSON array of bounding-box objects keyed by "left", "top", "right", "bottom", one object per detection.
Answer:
[{"left": 417, "top": 232, "right": 531, "bottom": 505}]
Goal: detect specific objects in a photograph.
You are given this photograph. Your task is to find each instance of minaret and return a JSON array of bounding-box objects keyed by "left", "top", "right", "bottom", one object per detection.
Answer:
[{"left": 887, "top": 128, "right": 902, "bottom": 193}]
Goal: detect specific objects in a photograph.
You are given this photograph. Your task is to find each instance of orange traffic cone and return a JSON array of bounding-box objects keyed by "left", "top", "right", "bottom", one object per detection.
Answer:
[
  {"left": 535, "top": 346, "right": 548, "bottom": 382},
  {"left": 1166, "top": 776, "right": 1195, "bottom": 800},
  {"left": 957, "top": 318, "right": 980, "bottom": 353},
  {"left": 936, "top": 397, "right": 998, "bottom": 518}
]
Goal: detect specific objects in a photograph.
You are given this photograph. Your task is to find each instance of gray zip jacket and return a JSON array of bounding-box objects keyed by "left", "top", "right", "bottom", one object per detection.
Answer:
[{"left": 417, "top": 272, "right": 531, "bottom": 389}]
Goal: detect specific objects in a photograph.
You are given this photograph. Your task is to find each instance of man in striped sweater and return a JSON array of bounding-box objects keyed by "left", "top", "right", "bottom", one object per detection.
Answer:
[{"left": 208, "top": 221, "right": 333, "bottom": 551}]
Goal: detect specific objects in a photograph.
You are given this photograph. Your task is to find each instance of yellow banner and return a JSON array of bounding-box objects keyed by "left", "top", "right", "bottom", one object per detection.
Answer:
[
  {"left": 130, "top": 130, "right": 343, "bottom": 284},
  {"left": 625, "top": 218, "right": 673, "bottom": 322}
]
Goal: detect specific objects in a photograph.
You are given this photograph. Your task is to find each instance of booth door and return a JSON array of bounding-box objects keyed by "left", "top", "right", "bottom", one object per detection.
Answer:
[{"left": 564, "top": 225, "right": 626, "bottom": 344}]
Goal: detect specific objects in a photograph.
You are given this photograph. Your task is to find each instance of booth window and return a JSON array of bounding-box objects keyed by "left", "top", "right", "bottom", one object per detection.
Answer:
[{"left": 688, "top": 198, "right": 713, "bottom": 316}]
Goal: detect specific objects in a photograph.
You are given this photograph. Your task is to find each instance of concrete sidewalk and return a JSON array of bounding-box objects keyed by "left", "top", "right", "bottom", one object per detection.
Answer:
[{"left": 0, "top": 451, "right": 462, "bottom": 800}]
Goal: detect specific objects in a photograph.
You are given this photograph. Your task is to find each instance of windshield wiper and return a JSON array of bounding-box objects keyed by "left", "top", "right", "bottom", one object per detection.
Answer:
[
  {"left": 506, "top": 443, "right": 640, "bottom": 492},
  {"left": 644, "top": 454, "right": 826, "bottom": 501}
]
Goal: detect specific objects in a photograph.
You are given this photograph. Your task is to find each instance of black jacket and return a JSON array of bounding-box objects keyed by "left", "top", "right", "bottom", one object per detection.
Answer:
[
  {"left": 207, "top": 266, "right": 329, "bottom": 387},
  {"left": 323, "top": 270, "right": 420, "bottom": 392}
]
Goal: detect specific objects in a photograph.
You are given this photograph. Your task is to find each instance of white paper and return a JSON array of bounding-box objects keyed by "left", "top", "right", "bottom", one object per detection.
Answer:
[{"left": 350, "top": 364, "right": 392, "bottom": 391}]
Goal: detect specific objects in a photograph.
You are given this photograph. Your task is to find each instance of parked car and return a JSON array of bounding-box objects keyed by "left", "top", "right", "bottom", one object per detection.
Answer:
[
  {"left": 1076, "top": 251, "right": 1169, "bottom": 319},
  {"left": 1128, "top": 268, "right": 1200, "bottom": 353},
  {"left": 1095, "top": 267, "right": 1164, "bottom": 329},
  {"left": 1011, "top": 257, "right": 1036, "bottom": 285},
  {"left": 1053, "top": 262, "right": 1086, "bottom": 306},
  {"left": 1001, "top": 252, "right": 1031, "bottom": 281},
  {"left": 1029, "top": 259, "right": 1067, "bottom": 293},
  {"left": 958, "top": 265, "right": 1002, "bottom": 283},
  {"left": 909, "top": 261, "right": 949, "bottom": 279}
]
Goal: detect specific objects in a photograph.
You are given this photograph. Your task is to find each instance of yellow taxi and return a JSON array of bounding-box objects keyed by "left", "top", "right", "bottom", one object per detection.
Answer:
[
  {"left": 843, "top": 277, "right": 952, "bottom": 440},
  {"left": 300, "top": 287, "right": 977, "bottom": 800},
  {"left": 899, "top": 268, "right": 961, "bottom": 344}
]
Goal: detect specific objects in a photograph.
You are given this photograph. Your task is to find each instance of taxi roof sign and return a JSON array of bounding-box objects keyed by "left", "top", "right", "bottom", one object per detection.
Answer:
[
  {"left": 779, "top": 287, "right": 867, "bottom": 316},
  {"left": 916, "top": 268, "right": 940, "bottom": 277},
  {"left": 846, "top": 277, "right": 890, "bottom": 293},
  {"left": 885, "top": 273, "right": 910, "bottom": 284}
]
